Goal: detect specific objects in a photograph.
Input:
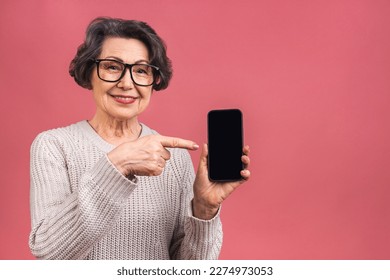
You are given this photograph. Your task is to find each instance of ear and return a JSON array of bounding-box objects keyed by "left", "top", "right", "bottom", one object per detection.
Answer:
[{"left": 155, "top": 76, "right": 161, "bottom": 86}]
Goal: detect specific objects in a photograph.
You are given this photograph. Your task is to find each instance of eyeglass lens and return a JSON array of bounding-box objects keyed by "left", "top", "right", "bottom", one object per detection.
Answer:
[{"left": 97, "top": 60, "right": 155, "bottom": 86}]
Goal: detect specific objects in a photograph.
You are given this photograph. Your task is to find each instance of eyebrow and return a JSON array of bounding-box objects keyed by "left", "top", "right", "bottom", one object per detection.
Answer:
[{"left": 103, "top": 56, "right": 150, "bottom": 64}]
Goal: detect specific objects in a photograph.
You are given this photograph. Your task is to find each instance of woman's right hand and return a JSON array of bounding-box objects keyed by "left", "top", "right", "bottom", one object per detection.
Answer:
[{"left": 107, "top": 135, "right": 199, "bottom": 177}]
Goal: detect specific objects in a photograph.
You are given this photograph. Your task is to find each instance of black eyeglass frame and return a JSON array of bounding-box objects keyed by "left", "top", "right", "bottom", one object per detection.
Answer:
[{"left": 95, "top": 59, "right": 160, "bottom": 86}]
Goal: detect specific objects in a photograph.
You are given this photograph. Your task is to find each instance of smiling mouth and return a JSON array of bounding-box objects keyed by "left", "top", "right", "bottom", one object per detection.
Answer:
[
  {"left": 111, "top": 94, "right": 137, "bottom": 100},
  {"left": 109, "top": 94, "right": 138, "bottom": 104}
]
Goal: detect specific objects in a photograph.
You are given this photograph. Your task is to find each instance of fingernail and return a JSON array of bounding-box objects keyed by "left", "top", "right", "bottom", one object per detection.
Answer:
[{"left": 193, "top": 144, "right": 199, "bottom": 150}]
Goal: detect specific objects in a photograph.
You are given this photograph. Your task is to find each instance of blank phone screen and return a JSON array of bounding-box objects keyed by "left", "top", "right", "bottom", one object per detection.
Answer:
[{"left": 207, "top": 109, "right": 243, "bottom": 181}]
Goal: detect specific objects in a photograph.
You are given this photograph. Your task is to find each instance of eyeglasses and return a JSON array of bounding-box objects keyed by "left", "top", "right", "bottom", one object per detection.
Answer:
[{"left": 95, "top": 59, "right": 160, "bottom": 86}]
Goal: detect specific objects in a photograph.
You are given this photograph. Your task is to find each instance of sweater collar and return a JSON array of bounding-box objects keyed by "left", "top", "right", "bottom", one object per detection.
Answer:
[{"left": 77, "top": 120, "right": 154, "bottom": 152}]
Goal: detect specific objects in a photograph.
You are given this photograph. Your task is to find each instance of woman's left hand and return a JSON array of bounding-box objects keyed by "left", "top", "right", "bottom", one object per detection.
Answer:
[{"left": 192, "top": 144, "right": 251, "bottom": 220}]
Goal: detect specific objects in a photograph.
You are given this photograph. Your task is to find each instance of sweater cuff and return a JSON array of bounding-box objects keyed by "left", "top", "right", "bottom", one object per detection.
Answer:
[
  {"left": 186, "top": 204, "right": 222, "bottom": 240},
  {"left": 88, "top": 155, "right": 138, "bottom": 203}
]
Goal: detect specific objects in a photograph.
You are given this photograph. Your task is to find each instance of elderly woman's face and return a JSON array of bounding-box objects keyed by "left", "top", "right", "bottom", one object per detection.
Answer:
[{"left": 90, "top": 37, "right": 153, "bottom": 121}]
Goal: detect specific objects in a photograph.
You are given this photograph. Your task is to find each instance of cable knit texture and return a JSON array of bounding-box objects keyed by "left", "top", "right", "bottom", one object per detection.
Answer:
[{"left": 29, "top": 120, "right": 222, "bottom": 259}]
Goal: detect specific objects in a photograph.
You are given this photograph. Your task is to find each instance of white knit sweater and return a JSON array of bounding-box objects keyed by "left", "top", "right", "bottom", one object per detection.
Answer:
[{"left": 29, "top": 120, "right": 222, "bottom": 259}]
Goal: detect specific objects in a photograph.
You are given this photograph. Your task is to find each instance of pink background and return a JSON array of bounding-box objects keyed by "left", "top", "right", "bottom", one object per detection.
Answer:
[{"left": 1, "top": 0, "right": 390, "bottom": 259}]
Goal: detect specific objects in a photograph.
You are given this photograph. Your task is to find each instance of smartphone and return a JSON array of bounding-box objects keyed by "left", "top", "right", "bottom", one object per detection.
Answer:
[{"left": 207, "top": 109, "right": 244, "bottom": 181}]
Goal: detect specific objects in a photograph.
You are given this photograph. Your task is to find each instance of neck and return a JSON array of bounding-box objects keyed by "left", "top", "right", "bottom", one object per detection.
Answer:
[{"left": 88, "top": 113, "right": 142, "bottom": 145}]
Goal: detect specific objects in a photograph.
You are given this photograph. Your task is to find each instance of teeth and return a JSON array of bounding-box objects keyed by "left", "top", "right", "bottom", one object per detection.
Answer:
[{"left": 115, "top": 96, "right": 135, "bottom": 100}]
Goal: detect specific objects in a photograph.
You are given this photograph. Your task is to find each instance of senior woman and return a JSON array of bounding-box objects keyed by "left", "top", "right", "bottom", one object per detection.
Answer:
[{"left": 29, "top": 17, "right": 251, "bottom": 260}]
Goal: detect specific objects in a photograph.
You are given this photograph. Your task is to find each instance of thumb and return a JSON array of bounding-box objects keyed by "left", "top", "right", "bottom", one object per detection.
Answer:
[{"left": 198, "top": 143, "right": 209, "bottom": 173}]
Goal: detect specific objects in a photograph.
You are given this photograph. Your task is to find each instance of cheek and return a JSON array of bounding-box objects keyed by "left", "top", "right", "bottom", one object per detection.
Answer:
[
  {"left": 90, "top": 69, "right": 99, "bottom": 90},
  {"left": 91, "top": 81, "right": 115, "bottom": 108},
  {"left": 91, "top": 74, "right": 113, "bottom": 96},
  {"left": 140, "top": 89, "right": 153, "bottom": 103},
  {"left": 136, "top": 90, "right": 152, "bottom": 112}
]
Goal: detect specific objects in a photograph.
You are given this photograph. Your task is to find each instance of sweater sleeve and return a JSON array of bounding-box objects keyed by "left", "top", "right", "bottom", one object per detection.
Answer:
[
  {"left": 169, "top": 150, "right": 223, "bottom": 260},
  {"left": 29, "top": 132, "right": 137, "bottom": 259}
]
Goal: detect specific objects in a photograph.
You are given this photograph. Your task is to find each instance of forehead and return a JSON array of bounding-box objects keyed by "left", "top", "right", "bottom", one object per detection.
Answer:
[{"left": 100, "top": 37, "right": 150, "bottom": 62}]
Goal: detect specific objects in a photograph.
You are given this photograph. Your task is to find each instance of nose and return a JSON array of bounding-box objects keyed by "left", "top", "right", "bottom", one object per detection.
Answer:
[{"left": 117, "top": 67, "right": 134, "bottom": 90}]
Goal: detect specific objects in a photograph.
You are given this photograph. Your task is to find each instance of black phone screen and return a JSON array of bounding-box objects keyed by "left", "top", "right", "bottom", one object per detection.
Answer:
[{"left": 207, "top": 109, "right": 243, "bottom": 181}]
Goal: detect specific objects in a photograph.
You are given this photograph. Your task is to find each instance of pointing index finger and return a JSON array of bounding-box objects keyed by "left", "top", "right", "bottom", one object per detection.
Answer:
[{"left": 157, "top": 135, "right": 199, "bottom": 150}]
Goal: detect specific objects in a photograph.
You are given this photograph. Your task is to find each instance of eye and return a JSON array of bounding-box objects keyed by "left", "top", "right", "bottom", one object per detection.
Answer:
[
  {"left": 133, "top": 65, "right": 152, "bottom": 76},
  {"left": 137, "top": 68, "right": 147, "bottom": 74},
  {"left": 100, "top": 61, "right": 123, "bottom": 72}
]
